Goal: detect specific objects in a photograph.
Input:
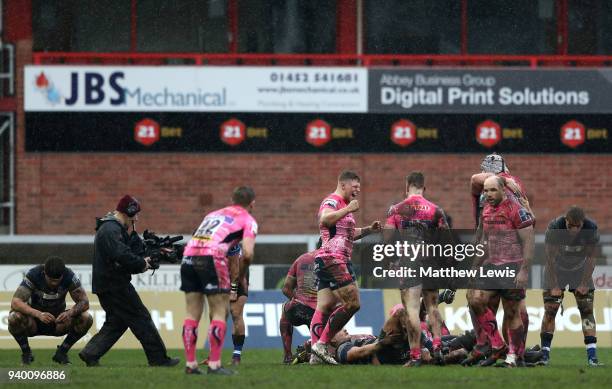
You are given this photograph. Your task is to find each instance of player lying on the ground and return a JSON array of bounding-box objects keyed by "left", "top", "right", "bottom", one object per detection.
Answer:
[
  {"left": 8, "top": 256, "right": 93, "bottom": 365},
  {"left": 280, "top": 248, "right": 319, "bottom": 363}
]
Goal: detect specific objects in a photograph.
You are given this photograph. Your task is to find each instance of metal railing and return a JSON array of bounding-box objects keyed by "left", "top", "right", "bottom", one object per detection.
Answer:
[{"left": 32, "top": 52, "right": 612, "bottom": 68}]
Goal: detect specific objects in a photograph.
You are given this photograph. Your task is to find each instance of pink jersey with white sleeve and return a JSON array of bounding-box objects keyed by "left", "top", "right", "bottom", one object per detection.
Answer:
[
  {"left": 317, "top": 193, "right": 355, "bottom": 263},
  {"left": 184, "top": 205, "right": 257, "bottom": 258}
]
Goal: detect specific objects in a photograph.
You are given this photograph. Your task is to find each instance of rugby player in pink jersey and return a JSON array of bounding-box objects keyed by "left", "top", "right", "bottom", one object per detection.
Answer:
[
  {"left": 310, "top": 170, "right": 382, "bottom": 365},
  {"left": 465, "top": 153, "right": 533, "bottom": 366},
  {"left": 180, "top": 187, "right": 258, "bottom": 375},
  {"left": 280, "top": 249, "right": 318, "bottom": 363},
  {"left": 384, "top": 172, "right": 450, "bottom": 367},
  {"left": 469, "top": 176, "right": 535, "bottom": 368}
]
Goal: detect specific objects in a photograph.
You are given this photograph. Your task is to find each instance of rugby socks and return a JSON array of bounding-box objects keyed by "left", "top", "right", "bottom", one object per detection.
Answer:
[
  {"left": 14, "top": 334, "right": 31, "bottom": 354},
  {"left": 58, "top": 330, "right": 84, "bottom": 354},
  {"left": 208, "top": 320, "right": 227, "bottom": 370},
  {"left": 432, "top": 337, "right": 442, "bottom": 352},
  {"left": 309, "top": 310, "right": 329, "bottom": 344},
  {"left": 182, "top": 318, "right": 198, "bottom": 367},
  {"left": 319, "top": 306, "right": 352, "bottom": 345},
  {"left": 540, "top": 332, "right": 553, "bottom": 359},
  {"left": 470, "top": 306, "right": 487, "bottom": 349},
  {"left": 279, "top": 314, "right": 293, "bottom": 358},
  {"left": 476, "top": 308, "right": 505, "bottom": 349},
  {"left": 520, "top": 308, "right": 529, "bottom": 344},
  {"left": 507, "top": 325, "right": 525, "bottom": 358},
  {"left": 584, "top": 336, "right": 597, "bottom": 361},
  {"left": 232, "top": 334, "right": 245, "bottom": 359},
  {"left": 410, "top": 347, "right": 421, "bottom": 361}
]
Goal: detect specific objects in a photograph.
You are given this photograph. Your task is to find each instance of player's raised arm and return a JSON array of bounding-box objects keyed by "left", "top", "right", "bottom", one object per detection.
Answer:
[
  {"left": 354, "top": 220, "right": 382, "bottom": 241},
  {"left": 320, "top": 199, "right": 359, "bottom": 227}
]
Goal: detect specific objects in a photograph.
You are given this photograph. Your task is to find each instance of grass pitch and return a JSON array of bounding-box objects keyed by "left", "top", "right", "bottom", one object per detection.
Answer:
[{"left": 0, "top": 348, "right": 609, "bottom": 388}]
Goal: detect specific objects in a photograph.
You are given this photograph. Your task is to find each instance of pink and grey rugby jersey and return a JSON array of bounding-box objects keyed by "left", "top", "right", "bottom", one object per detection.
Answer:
[
  {"left": 317, "top": 193, "right": 355, "bottom": 262},
  {"left": 184, "top": 205, "right": 258, "bottom": 258},
  {"left": 287, "top": 251, "right": 318, "bottom": 309},
  {"left": 386, "top": 194, "right": 448, "bottom": 231}
]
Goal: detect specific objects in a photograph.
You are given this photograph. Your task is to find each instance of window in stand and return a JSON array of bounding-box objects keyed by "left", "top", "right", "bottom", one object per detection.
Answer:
[
  {"left": 364, "top": 0, "right": 461, "bottom": 54},
  {"left": 568, "top": 0, "right": 612, "bottom": 55},
  {"left": 238, "top": 0, "right": 335, "bottom": 53},
  {"left": 33, "top": 0, "right": 130, "bottom": 52},
  {"left": 468, "top": 0, "right": 557, "bottom": 54},
  {"left": 137, "top": 0, "right": 229, "bottom": 53}
]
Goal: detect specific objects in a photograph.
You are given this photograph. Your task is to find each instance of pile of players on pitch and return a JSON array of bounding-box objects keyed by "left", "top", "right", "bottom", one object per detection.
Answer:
[{"left": 281, "top": 153, "right": 602, "bottom": 368}]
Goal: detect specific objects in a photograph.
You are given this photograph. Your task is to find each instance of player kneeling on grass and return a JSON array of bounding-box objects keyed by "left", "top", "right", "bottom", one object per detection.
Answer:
[
  {"left": 280, "top": 248, "right": 319, "bottom": 363},
  {"left": 9, "top": 256, "right": 92, "bottom": 365},
  {"left": 180, "top": 186, "right": 257, "bottom": 375}
]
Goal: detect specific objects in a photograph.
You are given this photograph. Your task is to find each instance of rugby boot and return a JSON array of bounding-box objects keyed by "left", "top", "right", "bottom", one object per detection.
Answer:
[
  {"left": 52, "top": 346, "right": 71, "bottom": 365},
  {"left": 185, "top": 366, "right": 203, "bottom": 375},
  {"left": 460, "top": 348, "right": 485, "bottom": 366},
  {"left": 21, "top": 352, "right": 34, "bottom": 366},
  {"left": 309, "top": 353, "right": 323, "bottom": 365},
  {"left": 588, "top": 358, "right": 604, "bottom": 367},
  {"left": 78, "top": 351, "right": 99, "bottom": 367},
  {"left": 207, "top": 367, "right": 237, "bottom": 375},
  {"left": 311, "top": 341, "right": 338, "bottom": 365},
  {"left": 479, "top": 345, "right": 508, "bottom": 367},
  {"left": 403, "top": 358, "right": 423, "bottom": 368}
]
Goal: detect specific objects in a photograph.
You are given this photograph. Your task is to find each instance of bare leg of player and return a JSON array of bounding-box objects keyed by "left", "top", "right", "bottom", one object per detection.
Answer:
[
  {"left": 401, "top": 286, "right": 423, "bottom": 367},
  {"left": 183, "top": 292, "right": 204, "bottom": 373},
  {"left": 230, "top": 295, "right": 247, "bottom": 365},
  {"left": 279, "top": 302, "right": 294, "bottom": 363},
  {"left": 422, "top": 289, "right": 444, "bottom": 364}
]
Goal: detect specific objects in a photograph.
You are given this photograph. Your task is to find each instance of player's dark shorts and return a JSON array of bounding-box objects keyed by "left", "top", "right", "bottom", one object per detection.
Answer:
[
  {"left": 14, "top": 309, "right": 66, "bottom": 336},
  {"left": 476, "top": 262, "right": 525, "bottom": 300},
  {"left": 236, "top": 269, "right": 250, "bottom": 298},
  {"left": 544, "top": 265, "right": 595, "bottom": 292},
  {"left": 314, "top": 257, "right": 356, "bottom": 291},
  {"left": 283, "top": 299, "right": 315, "bottom": 327},
  {"left": 180, "top": 255, "right": 230, "bottom": 294}
]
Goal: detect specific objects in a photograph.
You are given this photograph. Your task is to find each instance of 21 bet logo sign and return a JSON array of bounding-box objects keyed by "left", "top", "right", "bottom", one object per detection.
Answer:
[
  {"left": 134, "top": 118, "right": 160, "bottom": 146},
  {"left": 220, "top": 118, "right": 246, "bottom": 146},
  {"left": 560, "top": 120, "right": 585, "bottom": 149},
  {"left": 390, "top": 119, "right": 416, "bottom": 147},
  {"left": 476, "top": 120, "right": 501, "bottom": 148},
  {"left": 306, "top": 119, "right": 331, "bottom": 147}
]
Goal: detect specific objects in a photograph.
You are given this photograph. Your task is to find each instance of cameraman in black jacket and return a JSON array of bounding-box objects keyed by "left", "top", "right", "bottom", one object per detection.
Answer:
[{"left": 79, "top": 195, "right": 179, "bottom": 367}]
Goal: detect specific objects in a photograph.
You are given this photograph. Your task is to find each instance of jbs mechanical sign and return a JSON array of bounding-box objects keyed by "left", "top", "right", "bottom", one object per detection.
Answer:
[{"left": 23, "top": 66, "right": 611, "bottom": 153}]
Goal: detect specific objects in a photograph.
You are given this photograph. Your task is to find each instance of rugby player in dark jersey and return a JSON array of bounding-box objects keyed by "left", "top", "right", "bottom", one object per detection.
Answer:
[
  {"left": 229, "top": 244, "right": 248, "bottom": 366},
  {"left": 8, "top": 256, "right": 92, "bottom": 365},
  {"left": 540, "top": 206, "right": 603, "bottom": 367}
]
